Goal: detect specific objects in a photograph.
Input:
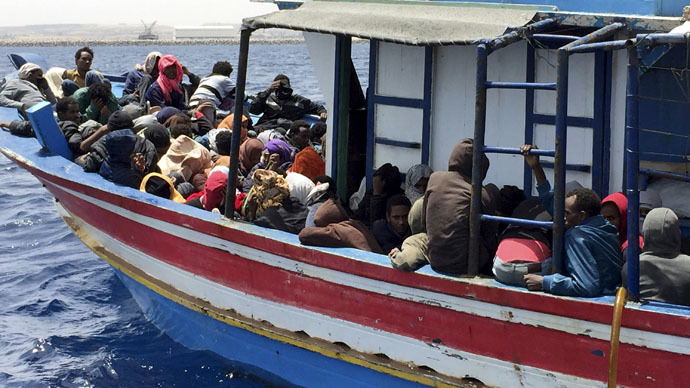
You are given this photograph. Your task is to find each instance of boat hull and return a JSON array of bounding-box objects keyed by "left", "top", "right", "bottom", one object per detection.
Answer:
[{"left": 3, "top": 132, "right": 690, "bottom": 387}]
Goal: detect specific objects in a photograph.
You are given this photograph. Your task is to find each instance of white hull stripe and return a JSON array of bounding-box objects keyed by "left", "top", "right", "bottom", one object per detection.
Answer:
[
  {"left": 49, "top": 181, "right": 690, "bottom": 356},
  {"left": 57, "top": 201, "right": 599, "bottom": 388}
]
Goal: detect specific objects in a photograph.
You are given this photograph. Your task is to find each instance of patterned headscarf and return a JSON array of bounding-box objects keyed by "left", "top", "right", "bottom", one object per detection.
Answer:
[
  {"left": 144, "top": 51, "right": 162, "bottom": 74},
  {"left": 404, "top": 164, "right": 433, "bottom": 203},
  {"left": 242, "top": 169, "right": 290, "bottom": 220}
]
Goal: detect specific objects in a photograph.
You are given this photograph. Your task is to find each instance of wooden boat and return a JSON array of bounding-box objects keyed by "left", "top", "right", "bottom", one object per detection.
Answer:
[{"left": 2, "top": 1, "right": 690, "bottom": 386}]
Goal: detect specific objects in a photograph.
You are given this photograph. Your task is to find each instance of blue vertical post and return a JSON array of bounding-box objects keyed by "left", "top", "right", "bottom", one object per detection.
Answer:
[
  {"left": 552, "top": 49, "right": 569, "bottom": 273},
  {"left": 625, "top": 46, "right": 640, "bottom": 299},
  {"left": 225, "top": 26, "right": 253, "bottom": 218},
  {"left": 469, "top": 43, "right": 488, "bottom": 276}
]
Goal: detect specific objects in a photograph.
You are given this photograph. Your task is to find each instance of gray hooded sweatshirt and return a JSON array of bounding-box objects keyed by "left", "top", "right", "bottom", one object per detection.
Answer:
[{"left": 624, "top": 207, "right": 690, "bottom": 306}]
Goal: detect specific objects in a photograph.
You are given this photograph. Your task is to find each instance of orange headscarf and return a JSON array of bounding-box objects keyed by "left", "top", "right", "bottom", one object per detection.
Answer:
[
  {"left": 218, "top": 113, "right": 248, "bottom": 144},
  {"left": 288, "top": 146, "right": 325, "bottom": 181}
]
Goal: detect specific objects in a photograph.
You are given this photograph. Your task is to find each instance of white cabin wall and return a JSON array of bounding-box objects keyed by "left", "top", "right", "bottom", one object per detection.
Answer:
[
  {"left": 303, "top": 32, "right": 336, "bottom": 175},
  {"left": 484, "top": 41, "right": 528, "bottom": 187},
  {"left": 529, "top": 48, "right": 598, "bottom": 194},
  {"left": 430, "top": 42, "right": 527, "bottom": 188},
  {"left": 373, "top": 43, "right": 425, "bottom": 173},
  {"left": 430, "top": 45, "right": 477, "bottom": 171}
]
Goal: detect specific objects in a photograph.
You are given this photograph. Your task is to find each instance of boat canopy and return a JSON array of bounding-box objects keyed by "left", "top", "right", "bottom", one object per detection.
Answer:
[{"left": 243, "top": 1, "right": 538, "bottom": 46}]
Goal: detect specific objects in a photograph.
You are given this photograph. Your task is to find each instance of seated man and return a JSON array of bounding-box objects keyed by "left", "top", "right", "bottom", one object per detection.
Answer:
[
  {"left": 425, "top": 138, "right": 498, "bottom": 275},
  {"left": 188, "top": 61, "right": 235, "bottom": 110},
  {"left": 0, "top": 63, "right": 57, "bottom": 137},
  {"left": 623, "top": 207, "right": 690, "bottom": 306},
  {"left": 389, "top": 198, "right": 429, "bottom": 272},
  {"left": 371, "top": 194, "right": 411, "bottom": 254},
  {"left": 72, "top": 82, "right": 120, "bottom": 125},
  {"left": 56, "top": 97, "right": 86, "bottom": 156},
  {"left": 144, "top": 55, "right": 188, "bottom": 111},
  {"left": 62, "top": 47, "right": 104, "bottom": 96},
  {"left": 353, "top": 163, "right": 404, "bottom": 227},
  {"left": 523, "top": 187, "right": 623, "bottom": 297},
  {"left": 249, "top": 74, "right": 327, "bottom": 132},
  {"left": 286, "top": 120, "right": 325, "bottom": 180}
]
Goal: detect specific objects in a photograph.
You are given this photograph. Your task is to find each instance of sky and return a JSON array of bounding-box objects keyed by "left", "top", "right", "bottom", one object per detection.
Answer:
[{"left": 0, "top": 0, "right": 278, "bottom": 27}]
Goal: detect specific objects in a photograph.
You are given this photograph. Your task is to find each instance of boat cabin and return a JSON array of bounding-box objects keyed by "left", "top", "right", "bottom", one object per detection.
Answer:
[{"left": 230, "top": 0, "right": 690, "bottom": 296}]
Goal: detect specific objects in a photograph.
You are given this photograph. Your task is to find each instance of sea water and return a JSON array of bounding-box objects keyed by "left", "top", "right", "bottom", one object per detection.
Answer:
[{"left": 0, "top": 43, "right": 369, "bottom": 388}]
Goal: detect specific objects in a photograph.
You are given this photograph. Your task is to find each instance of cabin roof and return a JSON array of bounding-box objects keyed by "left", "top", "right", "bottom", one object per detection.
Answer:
[
  {"left": 243, "top": 1, "right": 539, "bottom": 46},
  {"left": 244, "top": 1, "right": 684, "bottom": 43}
]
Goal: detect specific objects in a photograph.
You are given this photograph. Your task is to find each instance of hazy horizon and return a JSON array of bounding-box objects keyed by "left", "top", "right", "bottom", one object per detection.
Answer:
[{"left": 0, "top": 0, "right": 277, "bottom": 28}]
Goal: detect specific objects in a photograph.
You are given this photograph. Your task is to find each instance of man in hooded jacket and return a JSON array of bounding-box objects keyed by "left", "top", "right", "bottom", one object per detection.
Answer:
[
  {"left": 424, "top": 138, "right": 498, "bottom": 275},
  {"left": 623, "top": 207, "right": 690, "bottom": 306}
]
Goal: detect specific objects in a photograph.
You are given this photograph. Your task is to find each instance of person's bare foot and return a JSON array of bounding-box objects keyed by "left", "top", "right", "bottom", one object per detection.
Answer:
[{"left": 0, "top": 121, "right": 10, "bottom": 128}]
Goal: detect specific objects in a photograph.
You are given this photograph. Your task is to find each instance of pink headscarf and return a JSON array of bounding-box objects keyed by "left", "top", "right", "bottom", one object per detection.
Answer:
[{"left": 156, "top": 55, "right": 183, "bottom": 103}]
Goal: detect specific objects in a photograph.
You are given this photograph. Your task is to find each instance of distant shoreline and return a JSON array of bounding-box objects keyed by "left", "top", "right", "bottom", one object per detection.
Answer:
[{"left": 0, "top": 38, "right": 306, "bottom": 47}]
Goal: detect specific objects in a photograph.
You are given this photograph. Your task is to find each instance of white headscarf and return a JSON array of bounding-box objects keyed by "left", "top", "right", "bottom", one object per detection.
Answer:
[
  {"left": 18, "top": 63, "right": 41, "bottom": 80},
  {"left": 405, "top": 164, "right": 433, "bottom": 203},
  {"left": 286, "top": 172, "right": 315, "bottom": 205},
  {"left": 144, "top": 51, "right": 162, "bottom": 74}
]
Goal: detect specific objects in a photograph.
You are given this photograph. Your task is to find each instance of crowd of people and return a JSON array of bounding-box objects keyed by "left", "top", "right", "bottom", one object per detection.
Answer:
[{"left": 2, "top": 47, "right": 689, "bottom": 307}]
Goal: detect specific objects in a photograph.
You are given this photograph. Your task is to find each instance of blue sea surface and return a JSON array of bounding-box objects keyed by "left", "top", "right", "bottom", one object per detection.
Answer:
[{"left": 0, "top": 43, "right": 369, "bottom": 387}]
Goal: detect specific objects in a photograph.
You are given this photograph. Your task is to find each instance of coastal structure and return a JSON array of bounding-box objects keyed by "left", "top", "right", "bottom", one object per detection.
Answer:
[
  {"left": 1, "top": 0, "right": 690, "bottom": 386},
  {"left": 173, "top": 25, "right": 235, "bottom": 40}
]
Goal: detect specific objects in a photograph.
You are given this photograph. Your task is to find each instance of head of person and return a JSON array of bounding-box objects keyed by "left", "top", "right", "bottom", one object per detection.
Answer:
[
  {"left": 312, "top": 174, "right": 337, "bottom": 198},
  {"left": 87, "top": 82, "right": 111, "bottom": 105},
  {"left": 158, "top": 55, "right": 182, "bottom": 81},
  {"left": 56, "top": 97, "right": 80, "bottom": 122},
  {"left": 310, "top": 122, "right": 327, "bottom": 143},
  {"left": 75, "top": 47, "right": 94, "bottom": 73},
  {"left": 386, "top": 194, "right": 411, "bottom": 236},
  {"left": 18, "top": 63, "right": 43, "bottom": 85},
  {"left": 273, "top": 74, "right": 292, "bottom": 100},
  {"left": 261, "top": 139, "right": 292, "bottom": 166},
  {"left": 215, "top": 131, "right": 233, "bottom": 156},
  {"left": 404, "top": 164, "right": 433, "bottom": 202},
  {"left": 288, "top": 120, "right": 311, "bottom": 150},
  {"left": 107, "top": 110, "right": 134, "bottom": 132},
  {"left": 642, "top": 207, "right": 681, "bottom": 257},
  {"left": 170, "top": 123, "right": 193, "bottom": 139},
  {"left": 374, "top": 163, "right": 402, "bottom": 195},
  {"left": 601, "top": 192, "right": 626, "bottom": 232},
  {"left": 144, "top": 122, "right": 171, "bottom": 158},
  {"left": 144, "top": 51, "right": 162, "bottom": 75},
  {"left": 565, "top": 188, "right": 602, "bottom": 229},
  {"left": 212, "top": 61, "right": 233, "bottom": 77},
  {"left": 496, "top": 185, "right": 527, "bottom": 217},
  {"left": 639, "top": 189, "right": 662, "bottom": 217},
  {"left": 448, "top": 138, "right": 489, "bottom": 180}
]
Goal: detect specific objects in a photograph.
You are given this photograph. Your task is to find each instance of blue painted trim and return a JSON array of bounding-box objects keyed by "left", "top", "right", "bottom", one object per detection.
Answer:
[
  {"left": 640, "top": 168, "right": 690, "bottom": 182},
  {"left": 484, "top": 146, "right": 554, "bottom": 156},
  {"left": 375, "top": 137, "right": 421, "bottom": 149},
  {"left": 531, "top": 113, "right": 595, "bottom": 128},
  {"left": 540, "top": 161, "right": 591, "bottom": 173},
  {"left": 480, "top": 214, "right": 553, "bottom": 228},
  {"left": 485, "top": 81, "right": 557, "bottom": 90},
  {"left": 524, "top": 43, "right": 536, "bottom": 196},
  {"left": 365, "top": 40, "right": 377, "bottom": 190},
  {"left": 331, "top": 36, "right": 343, "bottom": 185},
  {"left": 369, "top": 94, "right": 424, "bottom": 109},
  {"left": 114, "top": 268, "right": 427, "bottom": 388},
  {"left": 422, "top": 46, "right": 433, "bottom": 165}
]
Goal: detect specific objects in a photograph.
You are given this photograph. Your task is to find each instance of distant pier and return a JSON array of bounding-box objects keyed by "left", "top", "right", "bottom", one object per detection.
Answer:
[{"left": 0, "top": 38, "right": 306, "bottom": 47}]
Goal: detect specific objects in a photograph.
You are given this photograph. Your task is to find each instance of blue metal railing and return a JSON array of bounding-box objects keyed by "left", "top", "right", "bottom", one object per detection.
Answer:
[{"left": 469, "top": 21, "right": 626, "bottom": 276}]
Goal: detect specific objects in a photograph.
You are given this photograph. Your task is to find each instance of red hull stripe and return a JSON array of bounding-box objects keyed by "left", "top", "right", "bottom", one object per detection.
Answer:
[
  {"left": 44, "top": 178, "right": 690, "bottom": 387},
  {"left": 20, "top": 159, "right": 690, "bottom": 338}
]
